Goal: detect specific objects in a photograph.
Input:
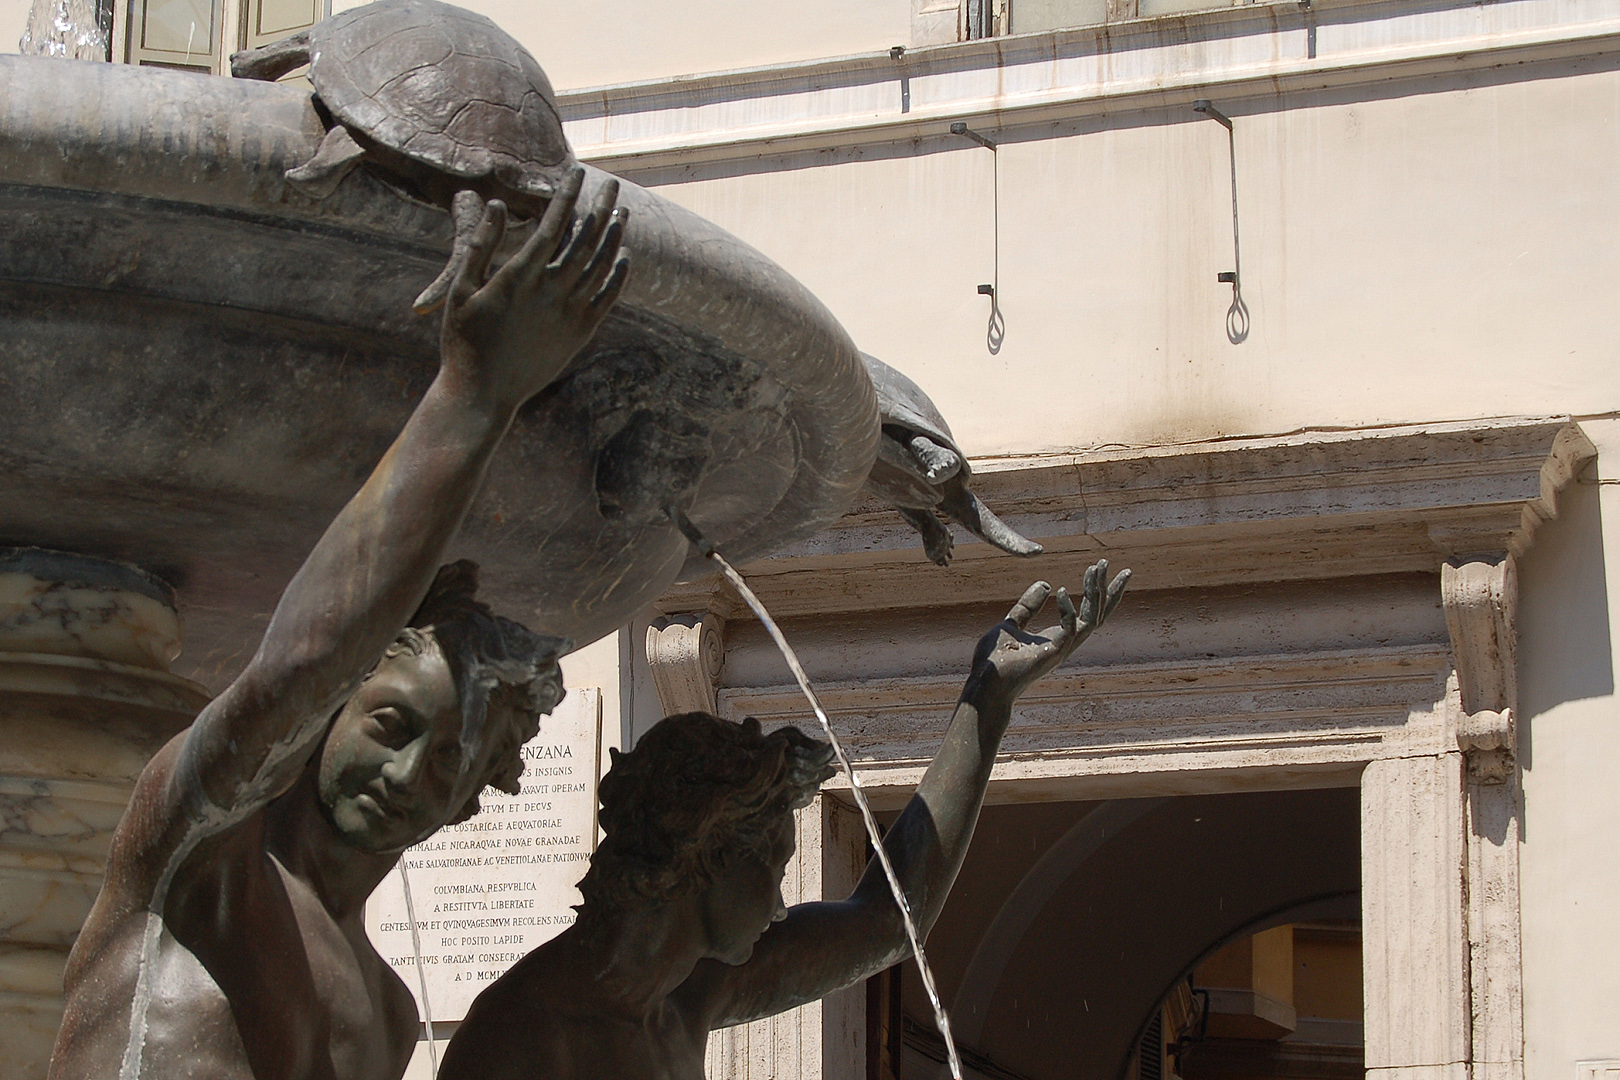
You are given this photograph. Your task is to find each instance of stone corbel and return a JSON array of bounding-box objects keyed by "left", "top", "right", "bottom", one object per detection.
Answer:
[
  {"left": 645, "top": 612, "right": 725, "bottom": 717},
  {"left": 1441, "top": 555, "right": 1517, "bottom": 784},
  {"left": 1440, "top": 553, "right": 1527, "bottom": 1077}
]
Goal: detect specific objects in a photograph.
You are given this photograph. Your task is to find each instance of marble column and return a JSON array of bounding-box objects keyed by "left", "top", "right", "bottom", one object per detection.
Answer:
[
  {"left": 1361, "top": 749, "right": 1471, "bottom": 1080},
  {"left": 0, "top": 549, "right": 209, "bottom": 1080}
]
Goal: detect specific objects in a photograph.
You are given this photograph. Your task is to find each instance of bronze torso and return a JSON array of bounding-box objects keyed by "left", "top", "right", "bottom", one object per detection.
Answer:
[{"left": 51, "top": 743, "right": 419, "bottom": 1080}]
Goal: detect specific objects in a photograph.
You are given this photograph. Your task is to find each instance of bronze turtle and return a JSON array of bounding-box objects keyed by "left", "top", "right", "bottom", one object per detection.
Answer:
[
  {"left": 862, "top": 353, "right": 1043, "bottom": 567},
  {"left": 232, "top": 0, "right": 576, "bottom": 313}
]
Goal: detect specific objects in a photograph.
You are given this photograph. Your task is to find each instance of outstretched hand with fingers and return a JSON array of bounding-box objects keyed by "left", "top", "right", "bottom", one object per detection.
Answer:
[
  {"left": 439, "top": 167, "right": 630, "bottom": 412},
  {"left": 965, "top": 562, "right": 1131, "bottom": 711}
]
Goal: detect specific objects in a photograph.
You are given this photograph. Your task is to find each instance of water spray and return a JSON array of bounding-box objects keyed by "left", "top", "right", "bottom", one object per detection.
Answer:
[
  {"left": 399, "top": 861, "right": 439, "bottom": 1077},
  {"left": 669, "top": 508, "right": 966, "bottom": 1080}
]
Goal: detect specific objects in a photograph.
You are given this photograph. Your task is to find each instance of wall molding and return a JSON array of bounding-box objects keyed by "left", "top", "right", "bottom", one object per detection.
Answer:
[
  {"left": 558, "top": 0, "right": 1620, "bottom": 173},
  {"left": 1443, "top": 556, "right": 1519, "bottom": 784},
  {"left": 661, "top": 419, "right": 1595, "bottom": 622}
]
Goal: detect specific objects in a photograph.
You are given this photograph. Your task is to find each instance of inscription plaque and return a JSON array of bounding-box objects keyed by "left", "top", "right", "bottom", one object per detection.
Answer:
[{"left": 366, "top": 687, "right": 603, "bottom": 1019}]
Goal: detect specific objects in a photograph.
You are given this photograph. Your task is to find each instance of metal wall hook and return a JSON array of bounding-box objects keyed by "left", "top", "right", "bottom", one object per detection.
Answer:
[
  {"left": 893, "top": 46, "right": 911, "bottom": 112},
  {"left": 978, "top": 284, "right": 1004, "bottom": 351},
  {"left": 949, "top": 121, "right": 997, "bottom": 152},
  {"left": 1194, "top": 100, "right": 1249, "bottom": 344},
  {"left": 953, "top": 124, "right": 1003, "bottom": 352},
  {"left": 1191, "top": 99, "right": 1232, "bottom": 130}
]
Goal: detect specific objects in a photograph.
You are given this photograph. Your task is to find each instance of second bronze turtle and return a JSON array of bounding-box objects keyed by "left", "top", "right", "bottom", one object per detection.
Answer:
[{"left": 232, "top": 0, "right": 577, "bottom": 313}]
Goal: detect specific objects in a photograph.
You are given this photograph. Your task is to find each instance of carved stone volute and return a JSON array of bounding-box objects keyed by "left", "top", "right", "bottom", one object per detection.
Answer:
[
  {"left": 1441, "top": 555, "right": 1517, "bottom": 783},
  {"left": 645, "top": 613, "right": 726, "bottom": 717}
]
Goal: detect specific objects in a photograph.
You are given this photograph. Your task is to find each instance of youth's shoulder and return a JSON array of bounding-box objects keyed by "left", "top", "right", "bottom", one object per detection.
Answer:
[
  {"left": 98, "top": 730, "right": 189, "bottom": 906},
  {"left": 459, "top": 943, "right": 568, "bottom": 1027},
  {"left": 101, "top": 728, "right": 265, "bottom": 913},
  {"left": 441, "top": 968, "right": 572, "bottom": 1080}
]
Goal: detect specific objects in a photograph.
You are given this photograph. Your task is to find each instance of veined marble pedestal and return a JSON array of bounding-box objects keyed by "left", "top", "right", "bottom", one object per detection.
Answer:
[{"left": 0, "top": 550, "right": 208, "bottom": 1080}]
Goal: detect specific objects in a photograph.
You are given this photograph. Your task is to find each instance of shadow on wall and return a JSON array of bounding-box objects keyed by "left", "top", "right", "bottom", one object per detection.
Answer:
[{"left": 1518, "top": 467, "right": 1615, "bottom": 777}]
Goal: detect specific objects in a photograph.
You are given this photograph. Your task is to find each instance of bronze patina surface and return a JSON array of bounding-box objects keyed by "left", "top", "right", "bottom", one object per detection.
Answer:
[
  {"left": 440, "top": 572, "right": 1128, "bottom": 1080},
  {"left": 47, "top": 174, "right": 627, "bottom": 1080},
  {"left": 0, "top": 52, "right": 877, "bottom": 687}
]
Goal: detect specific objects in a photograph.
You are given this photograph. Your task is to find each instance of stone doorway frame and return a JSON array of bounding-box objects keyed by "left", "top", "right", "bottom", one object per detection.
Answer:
[{"left": 645, "top": 418, "right": 1591, "bottom": 1080}]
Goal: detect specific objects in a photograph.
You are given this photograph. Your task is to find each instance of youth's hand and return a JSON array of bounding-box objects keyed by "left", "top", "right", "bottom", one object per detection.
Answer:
[
  {"left": 440, "top": 169, "right": 629, "bottom": 411},
  {"left": 965, "top": 563, "right": 1130, "bottom": 711}
]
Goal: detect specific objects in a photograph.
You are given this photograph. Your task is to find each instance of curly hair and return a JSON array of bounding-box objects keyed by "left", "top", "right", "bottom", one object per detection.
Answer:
[
  {"left": 577, "top": 713, "right": 836, "bottom": 910},
  {"left": 370, "top": 560, "right": 568, "bottom": 825}
]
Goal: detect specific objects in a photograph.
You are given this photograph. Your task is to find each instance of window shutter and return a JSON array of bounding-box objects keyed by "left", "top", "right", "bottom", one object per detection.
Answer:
[{"left": 126, "top": 0, "right": 222, "bottom": 72}]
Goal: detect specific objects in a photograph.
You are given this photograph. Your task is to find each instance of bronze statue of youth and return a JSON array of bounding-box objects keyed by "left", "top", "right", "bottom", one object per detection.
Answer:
[
  {"left": 46, "top": 170, "right": 628, "bottom": 1080},
  {"left": 439, "top": 566, "right": 1129, "bottom": 1080}
]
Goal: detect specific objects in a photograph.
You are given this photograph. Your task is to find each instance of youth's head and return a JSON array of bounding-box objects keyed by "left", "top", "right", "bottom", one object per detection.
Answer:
[
  {"left": 318, "top": 561, "right": 567, "bottom": 853},
  {"left": 578, "top": 713, "right": 836, "bottom": 962}
]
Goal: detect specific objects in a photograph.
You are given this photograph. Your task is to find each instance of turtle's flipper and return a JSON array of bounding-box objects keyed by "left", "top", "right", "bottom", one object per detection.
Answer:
[
  {"left": 413, "top": 190, "right": 486, "bottom": 315},
  {"left": 284, "top": 126, "right": 366, "bottom": 199},
  {"left": 896, "top": 505, "right": 954, "bottom": 567},
  {"left": 230, "top": 30, "right": 311, "bottom": 81},
  {"left": 908, "top": 434, "right": 961, "bottom": 483},
  {"left": 939, "top": 482, "right": 1043, "bottom": 558}
]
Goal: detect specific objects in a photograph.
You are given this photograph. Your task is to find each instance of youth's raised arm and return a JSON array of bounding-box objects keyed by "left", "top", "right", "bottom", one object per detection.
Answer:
[
  {"left": 145, "top": 173, "right": 627, "bottom": 863},
  {"left": 695, "top": 566, "right": 1128, "bottom": 1027}
]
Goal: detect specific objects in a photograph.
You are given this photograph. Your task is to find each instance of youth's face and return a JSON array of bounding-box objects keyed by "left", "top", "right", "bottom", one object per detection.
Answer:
[
  {"left": 317, "top": 645, "right": 495, "bottom": 854},
  {"left": 700, "top": 814, "right": 795, "bottom": 965}
]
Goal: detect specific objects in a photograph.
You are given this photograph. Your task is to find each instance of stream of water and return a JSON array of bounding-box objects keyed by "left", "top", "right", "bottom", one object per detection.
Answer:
[
  {"left": 399, "top": 862, "right": 440, "bottom": 1077},
  {"left": 199, "top": 507, "right": 970, "bottom": 1080},
  {"left": 673, "top": 510, "right": 966, "bottom": 1080}
]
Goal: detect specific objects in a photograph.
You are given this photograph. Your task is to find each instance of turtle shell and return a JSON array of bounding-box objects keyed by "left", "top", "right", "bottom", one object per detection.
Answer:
[
  {"left": 307, "top": 0, "right": 572, "bottom": 197},
  {"left": 863, "top": 354, "right": 962, "bottom": 456},
  {"left": 862, "top": 353, "right": 973, "bottom": 507}
]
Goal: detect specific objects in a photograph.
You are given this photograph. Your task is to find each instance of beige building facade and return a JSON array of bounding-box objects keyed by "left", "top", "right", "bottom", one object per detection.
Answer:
[{"left": 4, "top": 0, "right": 1620, "bottom": 1078}]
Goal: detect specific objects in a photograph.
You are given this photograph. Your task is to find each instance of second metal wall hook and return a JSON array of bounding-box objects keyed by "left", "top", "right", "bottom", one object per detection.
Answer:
[
  {"left": 1192, "top": 99, "right": 1232, "bottom": 130},
  {"left": 1193, "top": 100, "right": 1249, "bottom": 344},
  {"left": 952, "top": 123, "right": 1003, "bottom": 353},
  {"left": 949, "top": 121, "right": 997, "bottom": 151},
  {"left": 891, "top": 45, "right": 910, "bottom": 113}
]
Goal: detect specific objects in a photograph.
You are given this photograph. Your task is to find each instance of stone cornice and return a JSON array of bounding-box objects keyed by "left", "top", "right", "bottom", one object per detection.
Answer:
[
  {"left": 658, "top": 418, "right": 1594, "bottom": 620},
  {"left": 558, "top": 0, "right": 1620, "bottom": 173}
]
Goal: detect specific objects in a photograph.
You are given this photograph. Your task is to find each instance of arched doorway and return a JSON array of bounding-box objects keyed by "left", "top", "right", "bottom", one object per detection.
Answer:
[
  {"left": 1123, "top": 907, "right": 1363, "bottom": 1080},
  {"left": 881, "top": 787, "right": 1360, "bottom": 1080}
]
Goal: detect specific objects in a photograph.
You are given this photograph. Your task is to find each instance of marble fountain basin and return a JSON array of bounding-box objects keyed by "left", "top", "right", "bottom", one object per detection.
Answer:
[{"left": 0, "top": 55, "right": 878, "bottom": 688}]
